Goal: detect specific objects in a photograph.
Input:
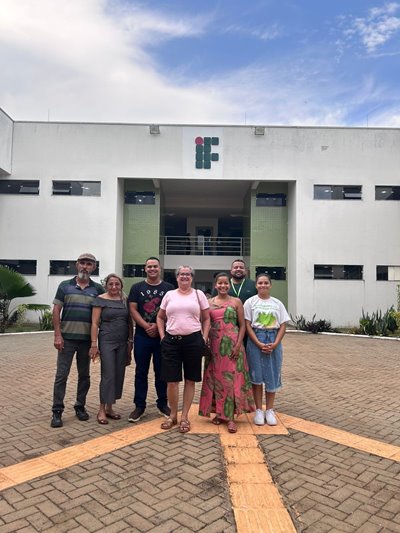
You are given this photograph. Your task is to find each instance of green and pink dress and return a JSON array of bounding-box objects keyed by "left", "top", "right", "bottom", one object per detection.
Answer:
[{"left": 199, "top": 298, "right": 255, "bottom": 421}]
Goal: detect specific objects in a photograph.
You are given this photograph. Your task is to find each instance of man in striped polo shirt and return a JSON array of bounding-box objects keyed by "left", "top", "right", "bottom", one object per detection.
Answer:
[{"left": 50, "top": 253, "right": 104, "bottom": 428}]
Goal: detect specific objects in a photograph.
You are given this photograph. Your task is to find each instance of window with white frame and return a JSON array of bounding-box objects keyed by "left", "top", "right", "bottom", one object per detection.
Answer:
[
  {"left": 0, "top": 259, "right": 37, "bottom": 275},
  {"left": 124, "top": 191, "right": 155, "bottom": 205},
  {"left": 376, "top": 266, "right": 400, "bottom": 281},
  {"left": 49, "top": 260, "right": 100, "bottom": 275},
  {"left": 0, "top": 180, "right": 39, "bottom": 195},
  {"left": 256, "top": 193, "right": 286, "bottom": 207},
  {"left": 314, "top": 185, "right": 362, "bottom": 200},
  {"left": 256, "top": 266, "right": 286, "bottom": 280},
  {"left": 314, "top": 265, "right": 363, "bottom": 280},
  {"left": 52, "top": 181, "right": 101, "bottom": 196},
  {"left": 123, "top": 264, "right": 145, "bottom": 277},
  {"left": 375, "top": 186, "right": 400, "bottom": 200}
]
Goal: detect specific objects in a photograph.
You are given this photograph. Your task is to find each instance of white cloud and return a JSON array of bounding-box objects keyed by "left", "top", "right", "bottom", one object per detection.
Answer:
[
  {"left": 0, "top": 0, "right": 226, "bottom": 123},
  {"left": 223, "top": 23, "right": 282, "bottom": 41},
  {"left": 363, "top": 105, "right": 400, "bottom": 127},
  {"left": 370, "top": 2, "right": 400, "bottom": 17},
  {"left": 346, "top": 2, "right": 400, "bottom": 53},
  {"left": 0, "top": 0, "right": 398, "bottom": 128}
]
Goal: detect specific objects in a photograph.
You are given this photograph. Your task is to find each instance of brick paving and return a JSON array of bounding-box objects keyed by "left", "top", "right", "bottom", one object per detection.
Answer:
[
  {"left": 0, "top": 331, "right": 399, "bottom": 532},
  {"left": 0, "top": 433, "right": 235, "bottom": 533},
  {"left": 280, "top": 333, "right": 400, "bottom": 446},
  {"left": 261, "top": 432, "right": 400, "bottom": 532}
]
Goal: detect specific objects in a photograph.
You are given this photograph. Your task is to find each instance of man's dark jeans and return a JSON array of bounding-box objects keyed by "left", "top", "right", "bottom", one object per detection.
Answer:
[
  {"left": 133, "top": 334, "right": 167, "bottom": 409},
  {"left": 52, "top": 339, "right": 91, "bottom": 412}
]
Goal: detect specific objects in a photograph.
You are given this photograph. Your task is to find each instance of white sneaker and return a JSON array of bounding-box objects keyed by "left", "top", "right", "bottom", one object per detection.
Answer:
[
  {"left": 254, "top": 409, "right": 265, "bottom": 426},
  {"left": 265, "top": 409, "right": 277, "bottom": 426}
]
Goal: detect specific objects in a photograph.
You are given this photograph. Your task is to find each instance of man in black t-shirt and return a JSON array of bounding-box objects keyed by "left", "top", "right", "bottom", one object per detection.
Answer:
[{"left": 127, "top": 257, "right": 174, "bottom": 422}]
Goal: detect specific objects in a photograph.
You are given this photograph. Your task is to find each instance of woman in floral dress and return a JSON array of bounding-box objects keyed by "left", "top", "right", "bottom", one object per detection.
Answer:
[{"left": 199, "top": 272, "right": 255, "bottom": 432}]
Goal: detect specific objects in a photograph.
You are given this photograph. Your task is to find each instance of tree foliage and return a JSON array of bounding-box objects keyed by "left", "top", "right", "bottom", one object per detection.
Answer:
[{"left": 0, "top": 266, "right": 36, "bottom": 332}]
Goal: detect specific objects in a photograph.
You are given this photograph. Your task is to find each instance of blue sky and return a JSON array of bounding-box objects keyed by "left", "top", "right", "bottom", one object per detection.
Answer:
[{"left": 0, "top": 0, "right": 399, "bottom": 126}]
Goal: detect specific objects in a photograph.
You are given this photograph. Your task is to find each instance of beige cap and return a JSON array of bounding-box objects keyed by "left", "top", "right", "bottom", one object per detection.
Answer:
[{"left": 77, "top": 253, "right": 96, "bottom": 263}]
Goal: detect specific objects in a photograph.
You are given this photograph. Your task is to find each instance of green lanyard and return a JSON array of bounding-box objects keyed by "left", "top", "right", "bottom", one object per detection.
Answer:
[{"left": 230, "top": 279, "right": 245, "bottom": 298}]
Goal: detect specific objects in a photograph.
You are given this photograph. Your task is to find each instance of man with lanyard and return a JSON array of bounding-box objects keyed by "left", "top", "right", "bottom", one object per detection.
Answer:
[
  {"left": 213, "top": 259, "right": 257, "bottom": 304},
  {"left": 51, "top": 253, "right": 104, "bottom": 428},
  {"left": 128, "top": 257, "right": 174, "bottom": 422}
]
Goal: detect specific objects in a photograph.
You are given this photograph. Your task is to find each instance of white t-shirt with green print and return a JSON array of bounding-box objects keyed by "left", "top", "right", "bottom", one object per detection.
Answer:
[{"left": 244, "top": 295, "right": 290, "bottom": 329}]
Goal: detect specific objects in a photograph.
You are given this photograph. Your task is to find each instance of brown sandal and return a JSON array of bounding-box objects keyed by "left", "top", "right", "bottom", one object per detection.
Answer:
[
  {"left": 212, "top": 416, "right": 222, "bottom": 425},
  {"left": 105, "top": 412, "right": 121, "bottom": 420},
  {"left": 227, "top": 421, "right": 237, "bottom": 433},
  {"left": 179, "top": 420, "right": 191, "bottom": 433},
  {"left": 161, "top": 417, "right": 177, "bottom": 430}
]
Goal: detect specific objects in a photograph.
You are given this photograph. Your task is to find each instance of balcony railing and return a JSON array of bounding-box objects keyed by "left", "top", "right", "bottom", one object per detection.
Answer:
[{"left": 160, "top": 235, "right": 250, "bottom": 256}]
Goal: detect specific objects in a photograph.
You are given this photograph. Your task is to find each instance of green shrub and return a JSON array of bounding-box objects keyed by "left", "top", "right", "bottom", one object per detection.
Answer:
[
  {"left": 393, "top": 311, "right": 400, "bottom": 330},
  {"left": 7, "top": 304, "right": 28, "bottom": 326},
  {"left": 291, "top": 314, "right": 334, "bottom": 334},
  {"left": 39, "top": 309, "right": 54, "bottom": 331},
  {"left": 290, "top": 314, "right": 307, "bottom": 331},
  {"left": 359, "top": 310, "right": 376, "bottom": 336},
  {"left": 387, "top": 308, "right": 398, "bottom": 333},
  {"left": 359, "top": 307, "right": 398, "bottom": 337},
  {"left": 397, "top": 284, "right": 400, "bottom": 312}
]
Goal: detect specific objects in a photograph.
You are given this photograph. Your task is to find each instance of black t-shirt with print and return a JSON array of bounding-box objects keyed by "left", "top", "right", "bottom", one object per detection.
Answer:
[{"left": 128, "top": 280, "right": 174, "bottom": 337}]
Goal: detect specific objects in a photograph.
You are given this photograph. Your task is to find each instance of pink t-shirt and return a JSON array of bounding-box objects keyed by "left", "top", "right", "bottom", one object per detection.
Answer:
[{"left": 160, "top": 289, "right": 209, "bottom": 335}]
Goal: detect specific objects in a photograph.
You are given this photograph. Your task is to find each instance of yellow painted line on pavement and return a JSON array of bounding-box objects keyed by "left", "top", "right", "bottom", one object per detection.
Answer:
[
  {"left": 222, "top": 432, "right": 296, "bottom": 533},
  {"left": 1, "top": 408, "right": 399, "bottom": 497},
  {"left": 0, "top": 408, "right": 286, "bottom": 492},
  {"left": 189, "top": 405, "right": 296, "bottom": 532},
  {"left": 187, "top": 404, "right": 289, "bottom": 436},
  {"left": 0, "top": 418, "right": 165, "bottom": 491},
  {"left": 279, "top": 413, "right": 400, "bottom": 461}
]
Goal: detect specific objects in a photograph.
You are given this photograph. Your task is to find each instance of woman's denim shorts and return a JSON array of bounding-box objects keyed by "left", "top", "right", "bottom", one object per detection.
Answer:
[{"left": 246, "top": 329, "right": 282, "bottom": 392}]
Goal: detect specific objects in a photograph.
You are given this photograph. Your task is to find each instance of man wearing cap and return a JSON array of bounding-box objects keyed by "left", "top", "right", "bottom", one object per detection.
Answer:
[{"left": 50, "top": 253, "right": 104, "bottom": 428}]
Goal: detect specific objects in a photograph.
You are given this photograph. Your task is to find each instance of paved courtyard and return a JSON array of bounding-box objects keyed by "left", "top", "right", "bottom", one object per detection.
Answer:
[{"left": 0, "top": 331, "right": 399, "bottom": 532}]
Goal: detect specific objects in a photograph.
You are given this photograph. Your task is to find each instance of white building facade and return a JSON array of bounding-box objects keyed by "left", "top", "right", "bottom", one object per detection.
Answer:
[{"left": 0, "top": 107, "right": 399, "bottom": 326}]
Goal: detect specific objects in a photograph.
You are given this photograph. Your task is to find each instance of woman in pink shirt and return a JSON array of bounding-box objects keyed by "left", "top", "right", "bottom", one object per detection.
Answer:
[{"left": 157, "top": 265, "right": 210, "bottom": 433}]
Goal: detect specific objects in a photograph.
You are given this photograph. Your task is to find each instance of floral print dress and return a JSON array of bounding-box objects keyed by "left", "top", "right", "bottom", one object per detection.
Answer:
[{"left": 199, "top": 299, "right": 255, "bottom": 420}]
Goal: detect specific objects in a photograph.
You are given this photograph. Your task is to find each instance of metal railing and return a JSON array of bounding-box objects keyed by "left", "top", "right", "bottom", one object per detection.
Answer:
[{"left": 160, "top": 235, "right": 250, "bottom": 256}]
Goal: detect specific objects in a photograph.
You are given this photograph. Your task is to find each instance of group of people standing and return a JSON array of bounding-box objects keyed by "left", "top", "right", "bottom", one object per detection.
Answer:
[{"left": 50, "top": 254, "right": 290, "bottom": 434}]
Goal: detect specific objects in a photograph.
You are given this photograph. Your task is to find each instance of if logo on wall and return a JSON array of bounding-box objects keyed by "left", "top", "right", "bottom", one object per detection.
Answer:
[{"left": 195, "top": 136, "right": 219, "bottom": 169}]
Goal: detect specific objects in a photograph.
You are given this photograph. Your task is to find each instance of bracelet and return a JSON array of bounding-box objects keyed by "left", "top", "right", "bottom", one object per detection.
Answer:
[{"left": 128, "top": 339, "right": 133, "bottom": 342}]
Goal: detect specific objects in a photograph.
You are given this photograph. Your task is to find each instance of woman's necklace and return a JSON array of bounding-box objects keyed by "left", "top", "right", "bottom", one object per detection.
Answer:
[{"left": 230, "top": 279, "right": 245, "bottom": 298}]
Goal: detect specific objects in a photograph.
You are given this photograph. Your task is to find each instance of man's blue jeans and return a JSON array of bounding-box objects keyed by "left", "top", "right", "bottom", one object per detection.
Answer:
[{"left": 133, "top": 334, "right": 167, "bottom": 409}]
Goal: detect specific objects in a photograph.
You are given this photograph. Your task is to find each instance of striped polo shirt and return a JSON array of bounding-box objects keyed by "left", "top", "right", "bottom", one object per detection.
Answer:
[{"left": 53, "top": 277, "right": 105, "bottom": 340}]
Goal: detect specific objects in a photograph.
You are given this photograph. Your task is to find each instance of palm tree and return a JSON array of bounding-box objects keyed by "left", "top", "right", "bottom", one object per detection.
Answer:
[{"left": 0, "top": 266, "right": 48, "bottom": 333}]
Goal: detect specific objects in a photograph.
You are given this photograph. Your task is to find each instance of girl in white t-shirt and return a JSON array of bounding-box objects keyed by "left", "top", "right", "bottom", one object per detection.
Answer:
[{"left": 243, "top": 274, "right": 290, "bottom": 426}]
